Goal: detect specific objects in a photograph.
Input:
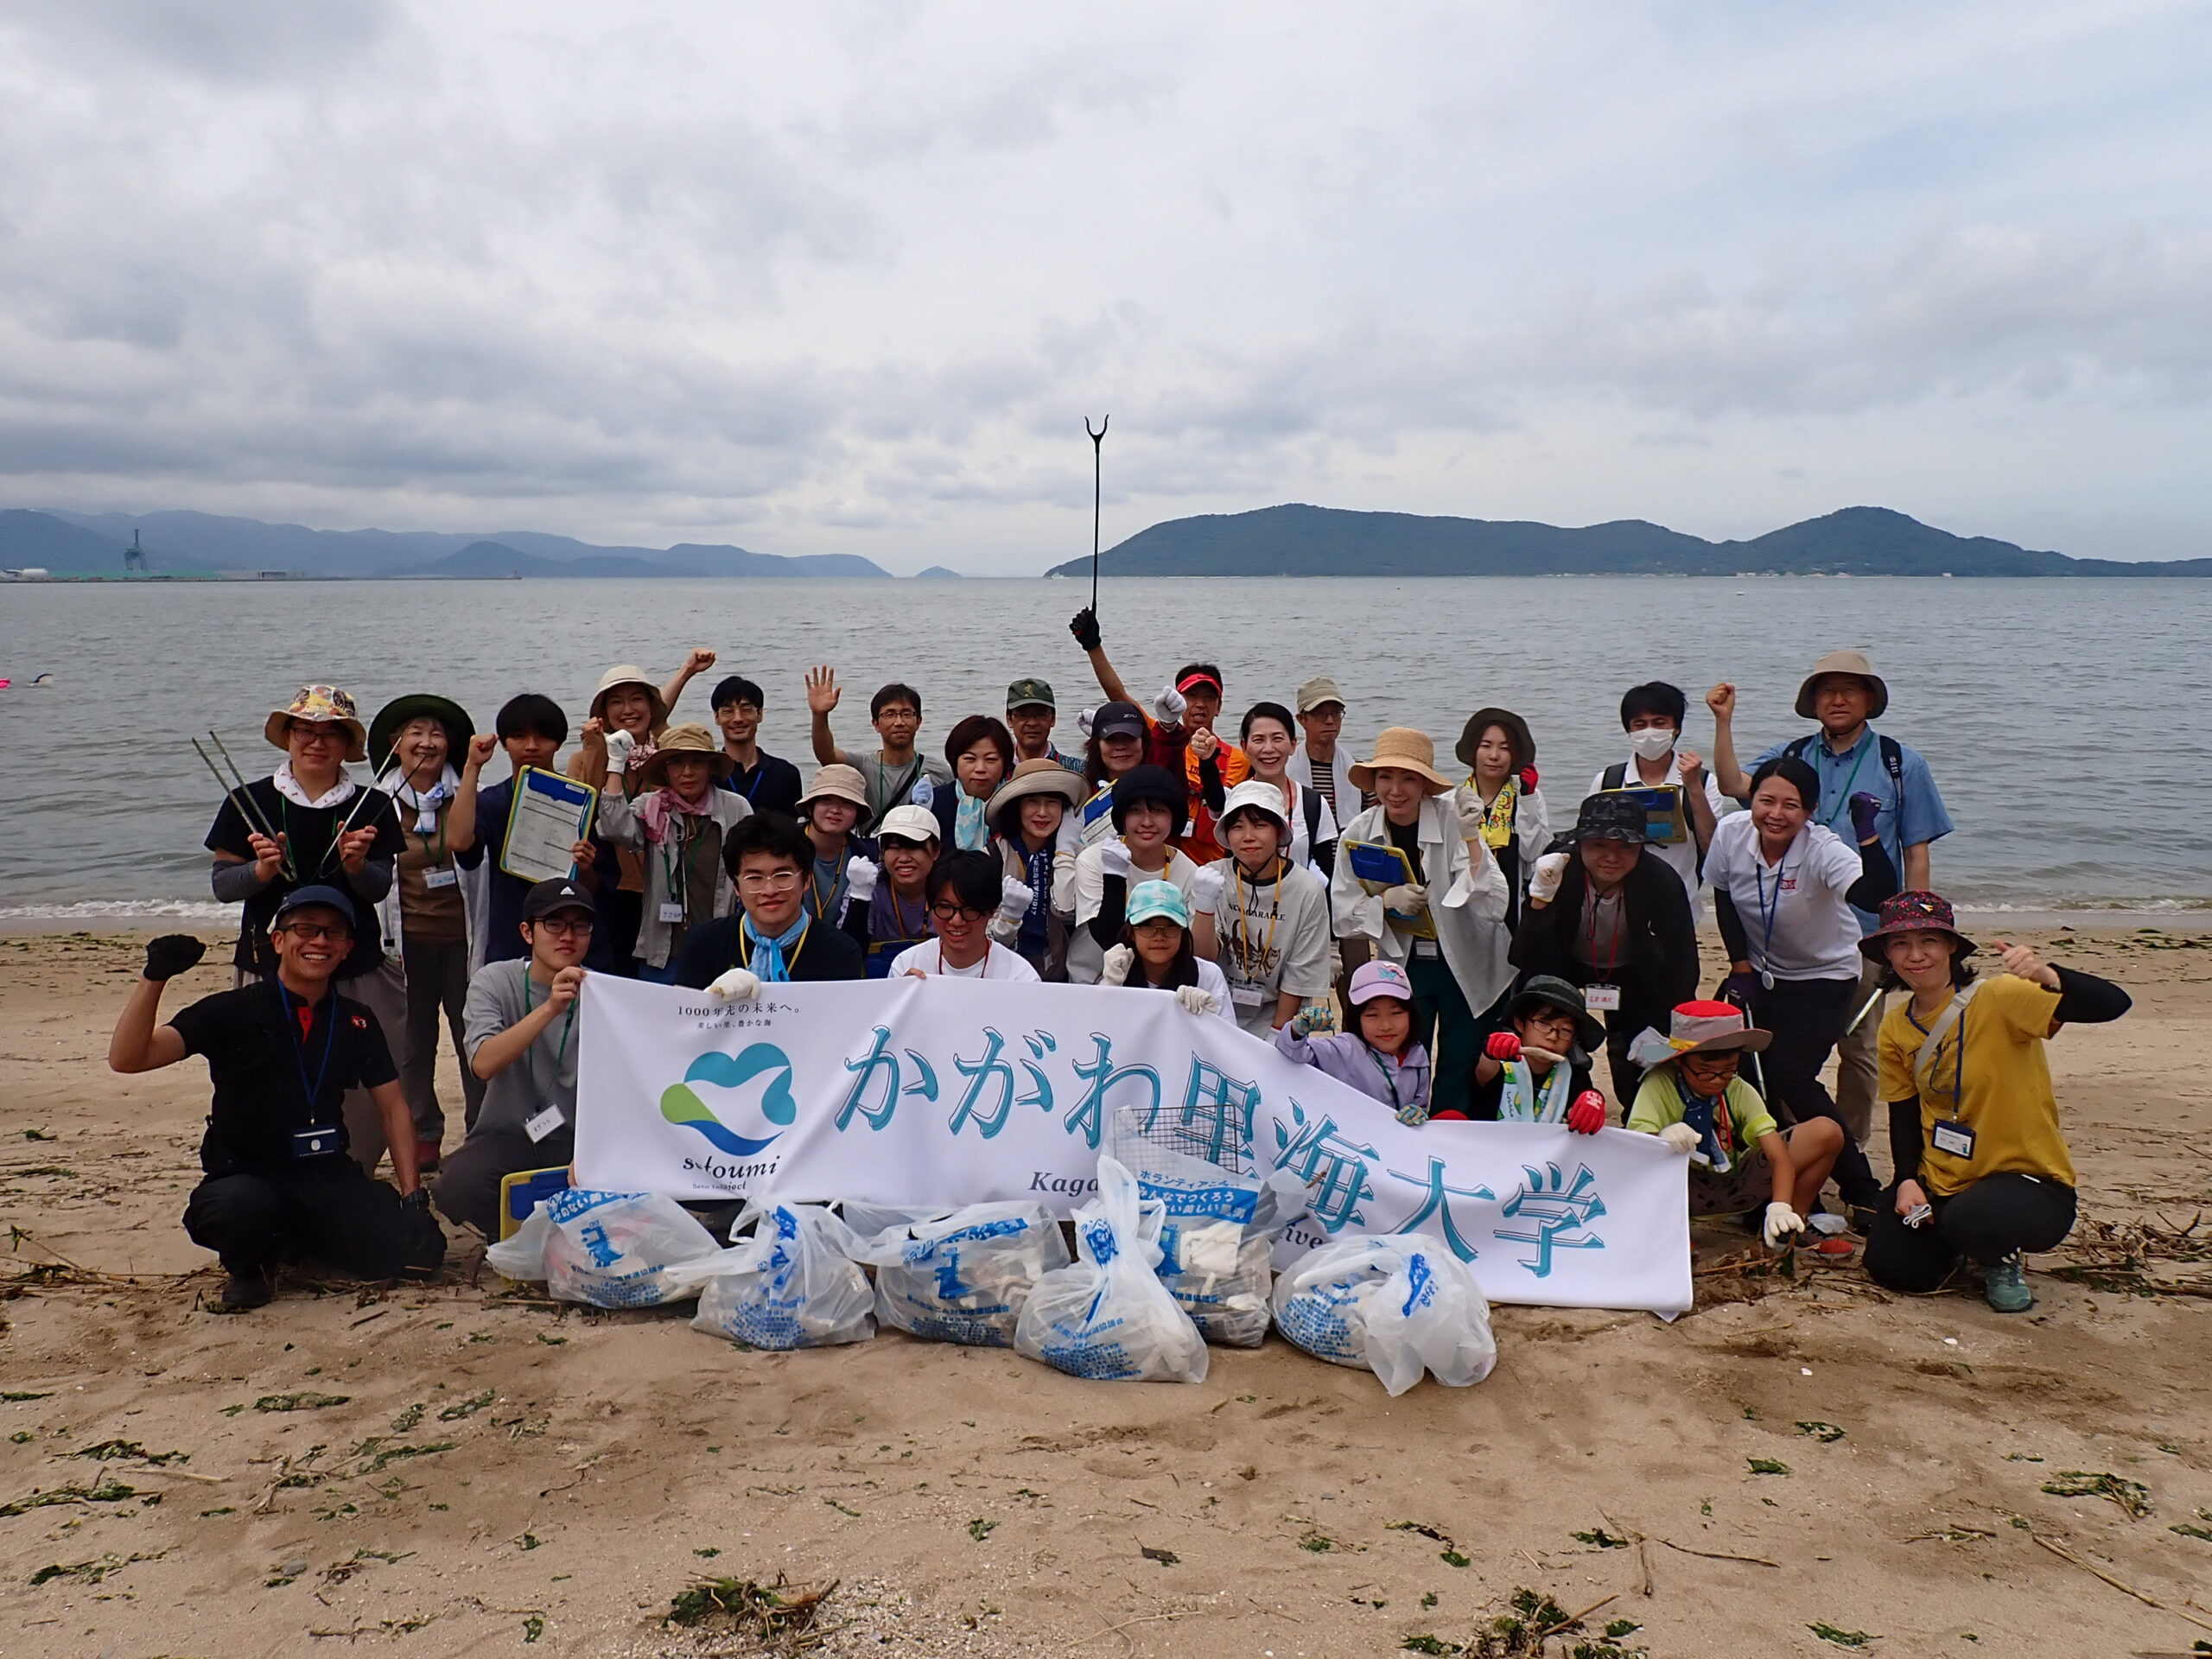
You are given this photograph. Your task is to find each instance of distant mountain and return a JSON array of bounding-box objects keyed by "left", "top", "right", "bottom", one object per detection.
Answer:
[
  {"left": 913, "top": 565, "right": 964, "bottom": 579},
  {"left": 1044, "top": 504, "right": 2212, "bottom": 578},
  {"left": 15, "top": 507, "right": 891, "bottom": 578}
]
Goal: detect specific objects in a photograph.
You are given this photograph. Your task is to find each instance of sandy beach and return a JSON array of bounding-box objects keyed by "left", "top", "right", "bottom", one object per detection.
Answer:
[{"left": 2, "top": 925, "right": 2208, "bottom": 1658}]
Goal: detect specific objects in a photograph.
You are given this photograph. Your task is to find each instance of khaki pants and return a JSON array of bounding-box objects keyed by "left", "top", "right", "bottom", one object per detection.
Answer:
[{"left": 1833, "top": 955, "right": 1885, "bottom": 1146}]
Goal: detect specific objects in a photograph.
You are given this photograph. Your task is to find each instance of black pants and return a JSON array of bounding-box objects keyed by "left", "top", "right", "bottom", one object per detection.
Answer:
[
  {"left": 433, "top": 1123, "right": 574, "bottom": 1238},
  {"left": 1751, "top": 974, "right": 1879, "bottom": 1206},
  {"left": 400, "top": 936, "right": 486, "bottom": 1140},
  {"left": 183, "top": 1163, "right": 444, "bottom": 1281},
  {"left": 601, "top": 888, "right": 644, "bottom": 979},
  {"left": 1864, "top": 1174, "right": 2076, "bottom": 1291}
]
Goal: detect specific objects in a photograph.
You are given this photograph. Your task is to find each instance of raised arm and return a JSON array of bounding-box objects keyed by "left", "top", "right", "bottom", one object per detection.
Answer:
[
  {"left": 1069, "top": 608, "right": 1135, "bottom": 707},
  {"left": 662, "top": 647, "right": 717, "bottom": 716},
  {"left": 1706, "top": 683, "right": 1751, "bottom": 802},
  {"left": 467, "top": 967, "right": 582, "bottom": 1081},
  {"left": 446, "top": 734, "right": 497, "bottom": 853},
  {"left": 109, "top": 938, "right": 202, "bottom": 1073},
  {"left": 806, "top": 665, "right": 855, "bottom": 767}
]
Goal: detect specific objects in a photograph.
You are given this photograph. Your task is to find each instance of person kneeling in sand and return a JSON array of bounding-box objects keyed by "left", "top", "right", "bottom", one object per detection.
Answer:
[
  {"left": 1862, "top": 892, "right": 2130, "bottom": 1313},
  {"left": 430, "top": 879, "right": 595, "bottom": 1238},
  {"left": 1274, "top": 959, "right": 1433, "bottom": 1124},
  {"left": 1625, "top": 1001, "right": 1843, "bottom": 1253},
  {"left": 108, "top": 888, "right": 441, "bottom": 1312}
]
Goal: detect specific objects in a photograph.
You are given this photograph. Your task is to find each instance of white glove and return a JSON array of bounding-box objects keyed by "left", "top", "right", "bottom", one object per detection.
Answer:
[
  {"left": 1100, "top": 944, "right": 1135, "bottom": 987},
  {"left": 909, "top": 775, "right": 934, "bottom": 809},
  {"left": 1762, "top": 1201, "right": 1806, "bottom": 1250},
  {"left": 1451, "top": 783, "right": 1487, "bottom": 844},
  {"left": 995, "top": 877, "right": 1034, "bottom": 925},
  {"left": 603, "top": 728, "right": 638, "bottom": 773},
  {"left": 1077, "top": 705, "right": 1097, "bottom": 740},
  {"left": 1657, "top": 1122, "right": 1700, "bottom": 1155},
  {"left": 1380, "top": 881, "right": 1427, "bottom": 915},
  {"left": 1188, "top": 865, "right": 1226, "bottom": 915},
  {"left": 707, "top": 967, "right": 761, "bottom": 1003},
  {"left": 1529, "top": 851, "right": 1570, "bottom": 905},
  {"left": 1174, "top": 984, "right": 1220, "bottom": 1018},
  {"left": 1152, "top": 683, "right": 1187, "bottom": 724},
  {"left": 842, "top": 856, "right": 880, "bottom": 905},
  {"left": 1099, "top": 839, "right": 1134, "bottom": 881}
]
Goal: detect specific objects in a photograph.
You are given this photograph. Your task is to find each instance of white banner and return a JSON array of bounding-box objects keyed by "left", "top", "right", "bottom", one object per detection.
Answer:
[{"left": 574, "top": 976, "right": 1691, "bottom": 1314}]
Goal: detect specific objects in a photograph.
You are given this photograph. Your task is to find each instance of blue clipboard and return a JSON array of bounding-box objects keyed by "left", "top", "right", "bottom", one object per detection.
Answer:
[
  {"left": 1598, "top": 784, "right": 1688, "bottom": 845},
  {"left": 499, "top": 766, "right": 599, "bottom": 882}
]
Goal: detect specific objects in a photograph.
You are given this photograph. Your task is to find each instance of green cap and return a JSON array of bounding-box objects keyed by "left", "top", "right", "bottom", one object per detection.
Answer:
[{"left": 1005, "top": 677, "right": 1056, "bottom": 711}]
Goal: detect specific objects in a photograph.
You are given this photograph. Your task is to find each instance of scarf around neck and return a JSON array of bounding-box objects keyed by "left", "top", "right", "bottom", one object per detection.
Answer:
[
  {"left": 636, "top": 785, "right": 713, "bottom": 845},
  {"left": 272, "top": 760, "right": 357, "bottom": 810},
  {"left": 1669, "top": 1069, "right": 1736, "bottom": 1173},
  {"left": 953, "top": 789, "right": 991, "bottom": 851},
  {"left": 743, "top": 912, "right": 808, "bottom": 982},
  {"left": 1498, "top": 1056, "right": 1573, "bottom": 1124},
  {"left": 391, "top": 764, "right": 458, "bottom": 834}
]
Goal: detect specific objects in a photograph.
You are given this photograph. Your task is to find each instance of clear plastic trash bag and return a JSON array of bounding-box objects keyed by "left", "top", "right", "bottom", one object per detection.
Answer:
[
  {"left": 671, "top": 1202, "right": 876, "bottom": 1351},
  {"left": 1014, "top": 1157, "right": 1210, "bottom": 1383},
  {"left": 484, "top": 1188, "right": 721, "bottom": 1309},
  {"left": 853, "top": 1201, "right": 1071, "bottom": 1348},
  {"left": 1270, "top": 1232, "right": 1497, "bottom": 1396}
]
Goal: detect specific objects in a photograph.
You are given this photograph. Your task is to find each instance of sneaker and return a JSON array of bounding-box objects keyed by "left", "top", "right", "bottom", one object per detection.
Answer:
[
  {"left": 218, "top": 1268, "right": 273, "bottom": 1313},
  {"left": 415, "top": 1136, "right": 442, "bottom": 1174},
  {"left": 1982, "top": 1252, "right": 2033, "bottom": 1313}
]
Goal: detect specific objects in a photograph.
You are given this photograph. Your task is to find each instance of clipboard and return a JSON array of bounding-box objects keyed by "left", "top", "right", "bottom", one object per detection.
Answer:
[
  {"left": 1596, "top": 784, "right": 1688, "bottom": 846},
  {"left": 1341, "top": 838, "right": 1436, "bottom": 940},
  {"left": 500, "top": 766, "right": 599, "bottom": 883}
]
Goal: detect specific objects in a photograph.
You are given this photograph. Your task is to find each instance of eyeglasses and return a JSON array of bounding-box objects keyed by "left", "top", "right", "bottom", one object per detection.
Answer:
[
  {"left": 289, "top": 724, "right": 346, "bottom": 746},
  {"left": 279, "top": 922, "right": 353, "bottom": 942},
  {"left": 738, "top": 870, "right": 804, "bottom": 891},
  {"left": 532, "top": 916, "right": 594, "bottom": 937},
  {"left": 929, "top": 902, "right": 989, "bottom": 923}
]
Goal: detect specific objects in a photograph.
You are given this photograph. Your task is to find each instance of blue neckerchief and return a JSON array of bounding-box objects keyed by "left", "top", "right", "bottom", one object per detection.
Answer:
[
  {"left": 954, "top": 790, "right": 991, "bottom": 851},
  {"left": 743, "top": 913, "right": 809, "bottom": 982},
  {"left": 1670, "top": 1069, "right": 1734, "bottom": 1173}
]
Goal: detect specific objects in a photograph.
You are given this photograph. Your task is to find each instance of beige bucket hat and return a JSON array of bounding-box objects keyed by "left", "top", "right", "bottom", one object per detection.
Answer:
[
  {"left": 1795, "top": 650, "right": 1889, "bottom": 721},
  {"left": 588, "top": 664, "right": 670, "bottom": 730},
  {"left": 636, "top": 723, "right": 734, "bottom": 790},
  {"left": 797, "top": 763, "right": 870, "bottom": 812}
]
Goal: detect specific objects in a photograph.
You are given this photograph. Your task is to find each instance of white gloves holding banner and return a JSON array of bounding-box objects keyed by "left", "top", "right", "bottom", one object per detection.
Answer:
[
  {"left": 843, "top": 856, "right": 880, "bottom": 906},
  {"left": 1763, "top": 1202, "right": 1806, "bottom": 1250},
  {"left": 1657, "top": 1122, "right": 1700, "bottom": 1156},
  {"left": 707, "top": 967, "right": 762, "bottom": 1003},
  {"left": 1529, "top": 851, "right": 1571, "bottom": 906},
  {"left": 1187, "top": 865, "right": 1226, "bottom": 916},
  {"left": 1099, "top": 944, "right": 1135, "bottom": 988},
  {"left": 1174, "top": 984, "right": 1220, "bottom": 1018}
]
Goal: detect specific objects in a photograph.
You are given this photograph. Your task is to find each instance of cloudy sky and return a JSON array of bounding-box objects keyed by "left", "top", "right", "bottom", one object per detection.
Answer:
[{"left": 3, "top": 1, "right": 2207, "bottom": 573}]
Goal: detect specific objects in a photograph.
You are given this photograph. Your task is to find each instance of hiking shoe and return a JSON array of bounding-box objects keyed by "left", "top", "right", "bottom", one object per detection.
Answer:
[
  {"left": 415, "top": 1136, "right": 442, "bottom": 1174},
  {"left": 218, "top": 1268, "right": 273, "bottom": 1313},
  {"left": 1982, "top": 1252, "right": 2033, "bottom": 1313}
]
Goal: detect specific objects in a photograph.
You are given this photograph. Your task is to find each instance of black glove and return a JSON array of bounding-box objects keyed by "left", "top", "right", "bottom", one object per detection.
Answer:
[
  {"left": 143, "top": 934, "right": 207, "bottom": 982},
  {"left": 399, "top": 1187, "right": 431, "bottom": 1213},
  {"left": 1068, "top": 607, "right": 1102, "bottom": 651},
  {"left": 1719, "top": 969, "right": 1760, "bottom": 1009}
]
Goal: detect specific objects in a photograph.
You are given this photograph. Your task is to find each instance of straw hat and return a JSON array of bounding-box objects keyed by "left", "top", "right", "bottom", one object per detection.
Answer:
[
  {"left": 636, "top": 723, "right": 734, "bottom": 790},
  {"left": 1795, "top": 650, "right": 1889, "bottom": 721},
  {"left": 367, "top": 693, "right": 474, "bottom": 776},
  {"left": 986, "top": 757, "right": 1085, "bottom": 834},
  {"left": 1348, "top": 727, "right": 1451, "bottom": 795},
  {"left": 588, "top": 664, "right": 670, "bottom": 729},
  {"left": 264, "top": 685, "right": 368, "bottom": 763},
  {"left": 797, "top": 763, "right": 869, "bottom": 811}
]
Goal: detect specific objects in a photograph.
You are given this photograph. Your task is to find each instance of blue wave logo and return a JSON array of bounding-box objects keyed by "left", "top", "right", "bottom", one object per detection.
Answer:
[{"left": 659, "top": 1044, "right": 798, "bottom": 1155}]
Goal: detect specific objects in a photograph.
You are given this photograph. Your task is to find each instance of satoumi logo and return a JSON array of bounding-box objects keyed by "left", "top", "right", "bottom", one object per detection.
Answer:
[{"left": 659, "top": 1044, "right": 798, "bottom": 1155}]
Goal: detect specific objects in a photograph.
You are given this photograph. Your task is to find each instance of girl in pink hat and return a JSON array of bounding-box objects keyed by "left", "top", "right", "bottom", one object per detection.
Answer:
[{"left": 1274, "top": 960, "right": 1433, "bottom": 1125}]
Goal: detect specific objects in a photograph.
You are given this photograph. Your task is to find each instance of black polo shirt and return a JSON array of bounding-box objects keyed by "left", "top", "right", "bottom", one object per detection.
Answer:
[
  {"left": 715, "top": 751, "right": 805, "bottom": 818},
  {"left": 167, "top": 981, "right": 397, "bottom": 1176},
  {"left": 206, "top": 779, "right": 403, "bottom": 980},
  {"left": 673, "top": 912, "right": 865, "bottom": 989}
]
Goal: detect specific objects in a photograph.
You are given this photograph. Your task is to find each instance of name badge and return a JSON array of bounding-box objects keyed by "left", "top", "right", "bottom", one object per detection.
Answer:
[
  {"left": 1413, "top": 939, "right": 1440, "bottom": 959},
  {"left": 658, "top": 902, "right": 686, "bottom": 924},
  {"left": 1230, "top": 985, "right": 1265, "bottom": 1008},
  {"left": 524, "top": 1104, "right": 568, "bottom": 1144},
  {"left": 1931, "top": 1119, "right": 1975, "bottom": 1160},
  {"left": 291, "top": 1125, "right": 342, "bottom": 1160},
  {"left": 1583, "top": 983, "right": 1623, "bottom": 1012},
  {"left": 423, "top": 866, "right": 459, "bottom": 890}
]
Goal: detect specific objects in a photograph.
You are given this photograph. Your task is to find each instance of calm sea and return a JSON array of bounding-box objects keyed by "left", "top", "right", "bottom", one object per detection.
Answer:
[{"left": 2, "top": 575, "right": 2206, "bottom": 922}]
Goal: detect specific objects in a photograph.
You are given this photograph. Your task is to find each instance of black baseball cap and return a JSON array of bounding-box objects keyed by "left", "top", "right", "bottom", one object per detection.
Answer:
[
  {"left": 272, "top": 885, "right": 357, "bottom": 926},
  {"left": 522, "top": 878, "right": 597, "bottom": 922},
  {"left": 1092, "top": 700, "right": 1147, "bottom": 741}
]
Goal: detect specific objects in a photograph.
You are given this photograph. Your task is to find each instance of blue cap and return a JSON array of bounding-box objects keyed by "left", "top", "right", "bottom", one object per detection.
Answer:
[
  {"left": 1124, "top": 879, "right": 1191, "bottom": 928},
  {"left": 272, "top": 884, "right": 357, "bottom": 926}
]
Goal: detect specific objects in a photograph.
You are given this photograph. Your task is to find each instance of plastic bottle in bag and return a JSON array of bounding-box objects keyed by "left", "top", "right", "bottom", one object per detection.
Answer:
[
  {"left": 855, "top": 1201, "right": 1071, "bottom": 1348},
  {"left": 1014, "top": 1158, "right": 1210, "bottom": 1383},
  {"left": 484, "top": 1188, "right": 721, "bottom": 1308},
  {"left": 674, "top": 1203, "right": 876, "bottom": 1351},
  {"left": 1271, "top": 1232, "right": 1497, "bottom": 1395}
]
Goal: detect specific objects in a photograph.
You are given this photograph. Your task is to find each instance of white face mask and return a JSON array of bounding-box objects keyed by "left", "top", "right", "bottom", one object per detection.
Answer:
[{"left": 1628, "top": 728, "right": 1676, "bottom": 761}]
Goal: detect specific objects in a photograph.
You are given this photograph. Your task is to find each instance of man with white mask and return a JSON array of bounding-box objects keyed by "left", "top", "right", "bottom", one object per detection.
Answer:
[{"left": 1587, "top": 682, "right": 1726, "bottom": 924}]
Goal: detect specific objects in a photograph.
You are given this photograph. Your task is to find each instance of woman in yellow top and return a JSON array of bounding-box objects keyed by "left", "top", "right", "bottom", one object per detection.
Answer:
[{"left": 1861, "top": 892, "right": 2131, "bottom": 1313}]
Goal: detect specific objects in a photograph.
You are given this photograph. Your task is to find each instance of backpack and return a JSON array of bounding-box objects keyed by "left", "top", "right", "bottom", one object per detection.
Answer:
[{"left": 1780, "top": 732, "right": 1906, "bottom": 832}]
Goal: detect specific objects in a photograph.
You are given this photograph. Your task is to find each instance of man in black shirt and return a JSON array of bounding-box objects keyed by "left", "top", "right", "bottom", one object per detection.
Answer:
[
  {"left": 674, "top": 813, "right": 865, "bottom": 991},
  {"left": 709, "top": 674, "right": 805, "bottom": 817},
  {"left": 108, "top": 887, "right": 442, "bottom": 1312}
]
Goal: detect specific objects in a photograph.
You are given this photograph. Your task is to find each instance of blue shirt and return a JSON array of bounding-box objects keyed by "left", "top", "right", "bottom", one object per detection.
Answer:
[{"left": 1750, "top": 725, "right": 1952, "bottom": 931}]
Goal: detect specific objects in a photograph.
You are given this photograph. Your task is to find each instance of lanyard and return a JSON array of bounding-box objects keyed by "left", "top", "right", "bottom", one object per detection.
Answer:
[
  {"left": 660, "top": 817, "right": 694, "bottom": 919},
  {"left": 885, "top": 891, "right": 928, "bottom": 944},
  {"left": 1815, "top": 738, "right": 1873, "bottom": 830},
  {"left": 417, "top": 810, "right": 446, "bottom": 868},
  {"left": 276, "top": 983, "right": 340, "bottom": 1123},
  {"left": 277, "top": 796, "right": 346, "bottom": 878},
  {"left": 806, "top": 856, "right": 842, "bottom": 920},
  {"left": 1904, "top": 1000, "right": 1967, "bottom": 1114},
  {"left": 1364, "top": 1044, "right": 1406, "bottom": 1111},
  {"left": 734, "top": 760, "right": 766, "bottom": 803},
  {"left": 1752, "top": 843, "right": 1790, "bottom": 968},
  {"left": 1229, "top": 859, "right": 1282, "bottom": 981},
  {"left": 521, "top": 972, "right": 577, "bottom": 1101}
]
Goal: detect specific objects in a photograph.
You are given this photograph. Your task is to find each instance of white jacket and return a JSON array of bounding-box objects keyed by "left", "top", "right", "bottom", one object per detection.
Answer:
[{"left": 1330, "top": 796, "right": 1512, "bottom": 1012}]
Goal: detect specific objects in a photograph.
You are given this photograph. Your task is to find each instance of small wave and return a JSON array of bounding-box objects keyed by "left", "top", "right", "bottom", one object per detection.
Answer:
[
  {"left": 1952, "top": 897, "right": 2212, "bottom": 916},
  {"left": 0, "top": 899, "right": 239, "bottom": 922}
]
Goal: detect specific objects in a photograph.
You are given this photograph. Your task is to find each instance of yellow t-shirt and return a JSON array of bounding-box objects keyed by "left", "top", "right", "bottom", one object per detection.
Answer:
[
  {"left": 1627, "top": 1071, "right": 1777, "bottom": 1161},
  {"left": 1878, "top": 973, "right": 2072, "bottom": 1196}
]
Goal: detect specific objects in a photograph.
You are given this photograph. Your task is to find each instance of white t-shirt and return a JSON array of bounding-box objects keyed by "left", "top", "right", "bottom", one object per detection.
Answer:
[
  {"left": 1124, "top": 955, "right": 1238, "bottom": 1023},
  {"left": 1071, "top": 842, "right": 1200, "bottom": 925},
  {"left": 1703, "top": 814, "right": 1865, "bottom": 982},
  {"left": 1586, "top": 754, "right": 1734, "bottom": 925},
  {"left": 886, "top": 939, "right": 1041, "bottom": 982},
  {"left": 1205, "top": 857, "right": 1335, "bottom": 1036}
]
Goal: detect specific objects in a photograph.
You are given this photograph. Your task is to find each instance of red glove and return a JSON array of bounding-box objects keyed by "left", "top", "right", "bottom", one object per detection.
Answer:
[
  {"left": 1518, "top": 766, "right": 1540, "bottom": 792},
  {"left": 1484, "top": 1031, "right": 1522, "bottom": 1062},
  {"left": 1427, "top": 1108, "right": 1471, "bottom": 1122},
  {"left": 1567, "top": 1090, "right": 1607, "bottom": 1135}
]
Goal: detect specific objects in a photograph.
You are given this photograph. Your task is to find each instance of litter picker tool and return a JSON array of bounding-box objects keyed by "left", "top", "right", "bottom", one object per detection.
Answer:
[
  {"left": 193, "top": 734, "right": 292, "bottom": 879},
  {"left": 1844, "top": 983, "right": 1885, "bottom": 1037},
  {"left": 1084, "top": 414, "right": 1109, "bottom": 616}
]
